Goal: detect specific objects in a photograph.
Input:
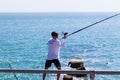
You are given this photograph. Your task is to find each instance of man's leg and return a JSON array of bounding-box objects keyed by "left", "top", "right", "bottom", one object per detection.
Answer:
[
  {"left": 43, "top": 68, "right": 48, "bottom": 80},
  {"left": 53, "top": 59, "right": 61, "bottom": 80},
  {"left": 57, "top": 66, "right": 61, "bottom": 80},
  {"left": 43, "top": 60, "right": 51, "bottom": 80}
]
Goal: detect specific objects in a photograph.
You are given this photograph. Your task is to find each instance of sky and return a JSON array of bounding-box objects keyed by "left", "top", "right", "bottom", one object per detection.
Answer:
[{"left": 0, "top": 0, "right": 120, "bottom": 12}]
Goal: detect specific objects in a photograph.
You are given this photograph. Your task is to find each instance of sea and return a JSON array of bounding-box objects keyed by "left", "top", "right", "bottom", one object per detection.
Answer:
[{"left": 0, "top": 12, "right": 120, "bottom": 80}]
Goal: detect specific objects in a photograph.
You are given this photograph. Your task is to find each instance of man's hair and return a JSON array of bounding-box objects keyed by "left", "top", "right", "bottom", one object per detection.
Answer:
[{"left": 51, "top": 32, "right": 58, "bottom": 37}]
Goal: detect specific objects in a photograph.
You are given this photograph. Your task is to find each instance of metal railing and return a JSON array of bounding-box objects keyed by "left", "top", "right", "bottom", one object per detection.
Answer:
[{"left": 0, "top": 69, "right": 120, "bottom": 80}]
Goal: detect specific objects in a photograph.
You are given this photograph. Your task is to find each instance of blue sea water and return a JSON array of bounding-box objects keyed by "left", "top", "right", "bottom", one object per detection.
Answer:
[{"left": 0, "top": 12, "right": 120, "bottom": 80}]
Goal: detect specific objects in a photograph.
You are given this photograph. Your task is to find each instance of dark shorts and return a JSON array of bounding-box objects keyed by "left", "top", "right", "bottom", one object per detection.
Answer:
[{"left": 45, "top": 59, "right": 61, "bottom": 68}]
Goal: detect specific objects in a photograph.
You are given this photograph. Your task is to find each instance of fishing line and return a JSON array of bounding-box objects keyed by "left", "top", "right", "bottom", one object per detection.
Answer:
[
  {"left": 66, "top": 13, "right": 120, "bottom": 37},
  {"left": 5, "top": 60, "right": 19, "bottom": 80},
  {"left": 7, "top": 62, "right": 19, "bottom": 80}
]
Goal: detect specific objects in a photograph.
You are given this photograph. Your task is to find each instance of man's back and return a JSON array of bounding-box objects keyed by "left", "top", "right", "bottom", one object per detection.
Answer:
[{"left": 47, "top": 38, "right": 61, "bottom": 60}]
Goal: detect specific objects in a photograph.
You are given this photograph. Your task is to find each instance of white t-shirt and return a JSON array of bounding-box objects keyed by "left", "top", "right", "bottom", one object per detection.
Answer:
[{"left": 47, "top": 38, "right": 65, "bottom": 60}]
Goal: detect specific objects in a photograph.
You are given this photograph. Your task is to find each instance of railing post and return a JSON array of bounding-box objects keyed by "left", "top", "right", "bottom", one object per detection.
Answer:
[{"left": 90, "top": 71, "right": 95, "bottom": 80}]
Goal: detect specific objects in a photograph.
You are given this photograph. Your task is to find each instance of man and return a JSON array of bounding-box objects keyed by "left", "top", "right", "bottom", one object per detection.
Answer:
[{"left": 43, "top": 31, "right": 67, "bottom": 80}]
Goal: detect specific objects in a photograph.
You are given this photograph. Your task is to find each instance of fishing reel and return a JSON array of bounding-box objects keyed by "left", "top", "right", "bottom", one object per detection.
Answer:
[{"left": 62, "top": 32, "right": 68, "bottom": 36}]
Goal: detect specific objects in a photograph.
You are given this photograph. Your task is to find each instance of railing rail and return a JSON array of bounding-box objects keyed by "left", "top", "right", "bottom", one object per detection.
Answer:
[{"left": 0, "top": 69, "right": 120, "bottom": 80}]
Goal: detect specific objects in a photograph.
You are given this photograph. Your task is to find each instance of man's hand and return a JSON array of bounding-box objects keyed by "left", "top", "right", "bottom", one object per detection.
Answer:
[
  {"left": 61, "top": 32, "right": 68, "bottom": 39},
  {"left": 62, "top": 36, "right": 67, "bottom": 39}
]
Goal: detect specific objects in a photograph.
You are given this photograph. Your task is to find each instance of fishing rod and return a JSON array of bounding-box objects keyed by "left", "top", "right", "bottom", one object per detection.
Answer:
[{"left": 63, "top": 13, "right": 120, "bottom": 37}]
